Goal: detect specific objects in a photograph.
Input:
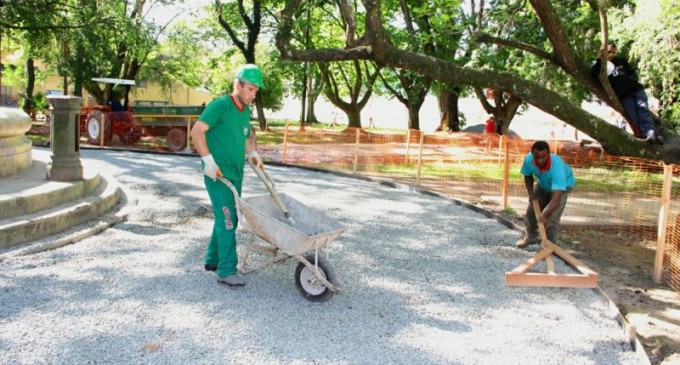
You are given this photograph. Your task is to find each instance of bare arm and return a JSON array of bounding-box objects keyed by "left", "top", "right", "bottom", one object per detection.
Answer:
[
  {"left": 190, "top": 121, "right": 210, "bottom": 157},
  {"left": 246, "top": 127, "right": 258, "bottom": 154},
  {"left": 523, "top": 175, "right": 534, "bottom": 200}
]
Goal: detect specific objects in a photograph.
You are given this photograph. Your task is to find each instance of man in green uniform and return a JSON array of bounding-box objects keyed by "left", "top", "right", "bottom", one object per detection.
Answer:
[{"left": 190, "top": 64, "right": 266, "bottom": 286}]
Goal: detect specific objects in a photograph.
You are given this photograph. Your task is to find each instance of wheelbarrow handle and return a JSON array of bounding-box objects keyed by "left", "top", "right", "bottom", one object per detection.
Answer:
[{"left": 247, "top": 159, "right": 294, "bottom": 221}]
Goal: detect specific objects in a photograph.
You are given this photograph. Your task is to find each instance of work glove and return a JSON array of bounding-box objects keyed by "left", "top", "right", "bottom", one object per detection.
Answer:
[
  {"left": 201, "top": 154, "right": 220, "bottom": 181},
  {"left": 248, "top": 151, "right": 265, "bottom": 170}
]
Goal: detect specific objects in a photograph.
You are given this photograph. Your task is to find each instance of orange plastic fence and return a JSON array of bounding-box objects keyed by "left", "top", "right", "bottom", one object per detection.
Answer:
[{"left": 79, "top": 124, "right": 680, "bottom": 292}]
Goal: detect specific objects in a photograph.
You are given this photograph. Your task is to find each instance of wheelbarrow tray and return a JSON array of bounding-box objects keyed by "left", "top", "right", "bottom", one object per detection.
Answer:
[{"left": 239, "top": 193, "right": 346, "bottom": 256}]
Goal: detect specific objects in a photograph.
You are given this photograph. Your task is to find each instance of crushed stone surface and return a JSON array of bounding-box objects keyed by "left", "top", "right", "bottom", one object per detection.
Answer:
[{"left": 0, "top": 148, "right": 643, "bottom": 365}]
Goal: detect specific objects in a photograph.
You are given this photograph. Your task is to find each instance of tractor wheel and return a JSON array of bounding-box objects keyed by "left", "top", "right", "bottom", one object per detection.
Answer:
[
  {"left": 86, "top": 110, "right": 112, "bottom": 145},
  {"left": 166, "top": 128, "right": 188, "bottom": 152},
  {"left": 120, "top": 128, "right": 142, "bottom": 145}
]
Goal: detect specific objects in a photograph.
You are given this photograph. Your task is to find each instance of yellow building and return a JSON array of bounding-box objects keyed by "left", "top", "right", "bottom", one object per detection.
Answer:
[
  {"left": 38, "top": 75, "right": 213, "bottom": 108},
  {"left": 1, "top": 52, "right": 213, "bottom": 108}
]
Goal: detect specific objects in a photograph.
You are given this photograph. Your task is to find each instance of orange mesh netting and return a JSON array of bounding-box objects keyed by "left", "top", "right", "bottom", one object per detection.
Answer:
[{"left": 78, "top": 121, "right": 680, "bottom": 292}]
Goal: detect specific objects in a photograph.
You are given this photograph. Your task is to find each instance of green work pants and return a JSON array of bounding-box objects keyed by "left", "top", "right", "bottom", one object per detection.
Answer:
[{"left": 204, "top": 176, "right": 242, "bottom": 278}]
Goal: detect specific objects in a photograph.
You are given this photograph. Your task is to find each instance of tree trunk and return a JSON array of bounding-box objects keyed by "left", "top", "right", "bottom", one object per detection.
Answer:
[
  {"left": 342, "top": 107, "right": 362, "bottom": 128},
  {"left": 407, "top": 105, "right": 420, "bottom": 130},
  {"left": 23, "top": 58, "right": 36, "bottom": 114},
  {"left": 255, "top": 93, "right": 267, "bottom": 131},
  {"left": 305, "top": 76, "right": 320, "bottom": 124},
  {"left": 437, "top": 88, "right": 461, "bottom": 132},
  {"left": 299, "top": 70, "right": 308, "bottom": 123},
  {"left": 306, "top": 87, "right": 319, "bottom": 124}
]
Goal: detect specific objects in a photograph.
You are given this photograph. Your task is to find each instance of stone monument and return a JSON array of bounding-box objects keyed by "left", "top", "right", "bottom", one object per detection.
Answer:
[
  {"left": 46, "top": 95, "right": 83, "bottom": 181},
  {"left": 0, "top": 107, "right": 32, "bottom": 178}
]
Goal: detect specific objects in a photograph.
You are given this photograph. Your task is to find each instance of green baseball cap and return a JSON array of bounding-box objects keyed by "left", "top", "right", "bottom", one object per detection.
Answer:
[{"left": 235, "top": 64, "right": 266, "bottom": 90}]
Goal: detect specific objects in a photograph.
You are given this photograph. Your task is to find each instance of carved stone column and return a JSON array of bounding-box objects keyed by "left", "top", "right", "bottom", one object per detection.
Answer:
[{"left": 46, "top": 96, "right": 83, "bottom": 181}]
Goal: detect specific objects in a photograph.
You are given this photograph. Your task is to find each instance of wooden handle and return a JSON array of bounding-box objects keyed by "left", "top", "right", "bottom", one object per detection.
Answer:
[
  {"left": 532, "top": 199, "right": 549, "bottom": 242},
  {"left": 248, "top": 160, "right": 291, "bottom": 218}
]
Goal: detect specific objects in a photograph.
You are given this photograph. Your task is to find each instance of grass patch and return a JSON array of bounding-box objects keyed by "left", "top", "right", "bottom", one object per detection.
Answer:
[
  {"left": 502, "top": 206, "right": 517, "bottom": 216},
  {"left": 376, "top": 162, "right": 679, "bottom": 195},
  {"left": 27, "top": 135, "right": 49, "bottom": 144}
]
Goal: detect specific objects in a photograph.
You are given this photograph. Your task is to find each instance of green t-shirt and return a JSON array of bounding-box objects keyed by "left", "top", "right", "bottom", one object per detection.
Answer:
[{"left": 198, "top": 95, "right": 252, "bottom": 181}]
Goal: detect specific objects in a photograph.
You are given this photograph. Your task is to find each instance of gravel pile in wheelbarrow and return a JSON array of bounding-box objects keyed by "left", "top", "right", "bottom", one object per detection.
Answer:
[{"left": 0, "top": 148, "right": 642, "bottom": 365}]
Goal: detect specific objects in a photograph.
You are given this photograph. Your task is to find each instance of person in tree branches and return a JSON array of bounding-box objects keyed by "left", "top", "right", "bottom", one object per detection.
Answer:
[
  {"left": 515, "top": 141, "right": 575, "bottom": 249},
  {"left": 591, "top": 41, "right": 662, "bottom": 144}
]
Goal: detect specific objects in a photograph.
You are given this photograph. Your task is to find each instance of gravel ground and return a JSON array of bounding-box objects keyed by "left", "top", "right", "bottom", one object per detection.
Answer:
[{"left": 0, "top": 148, "right": 643, "bottom": 365}]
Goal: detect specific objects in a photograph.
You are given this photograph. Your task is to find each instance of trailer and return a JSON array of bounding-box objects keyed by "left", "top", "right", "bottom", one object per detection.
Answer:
[
  {"left": 79, "top": 79, "right": 205, "bottom": 152},
  {"left": 131, "top": 104, "right": 205, "bottom": 152}
]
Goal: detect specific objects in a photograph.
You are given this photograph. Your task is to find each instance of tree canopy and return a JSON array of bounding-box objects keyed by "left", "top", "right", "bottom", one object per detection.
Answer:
[
  {"left": 3, "top": 0, "right": 679, "bottom": 163},
  {"left": 275, "top": 0, "right": 679, "bottom": 163}
]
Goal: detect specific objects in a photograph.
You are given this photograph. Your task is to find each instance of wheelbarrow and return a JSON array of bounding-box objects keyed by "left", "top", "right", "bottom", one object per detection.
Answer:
[{"left": 217, "top": 161, "right": 346, "bottom": 302}]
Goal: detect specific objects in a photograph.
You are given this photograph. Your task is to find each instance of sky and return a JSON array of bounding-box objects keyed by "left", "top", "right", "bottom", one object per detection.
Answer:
[{"left": 145, "top": 0, "right": 212, "bottom": 27}]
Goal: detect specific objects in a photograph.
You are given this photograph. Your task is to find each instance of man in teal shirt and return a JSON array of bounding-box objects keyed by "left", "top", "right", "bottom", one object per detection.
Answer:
[
  {"left": 190, "top": 64, "right": 266, "bottom": 286},
  {"left": 516, "top": 140, "right": 575, "bottom": 248}
]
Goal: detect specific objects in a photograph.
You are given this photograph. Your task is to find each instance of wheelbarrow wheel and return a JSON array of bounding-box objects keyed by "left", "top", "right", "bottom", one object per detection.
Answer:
[{"left": 295, "top": 253, "right": 337, "bottom": 302}]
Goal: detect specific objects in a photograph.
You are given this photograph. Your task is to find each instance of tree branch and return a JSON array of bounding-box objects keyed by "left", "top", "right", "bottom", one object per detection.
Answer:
[
  {"left": 215, "top": 0, "right": 248, "bottom": 57},
  {"left": 474, "top": 32, "right": 555, "bottom": 61}
]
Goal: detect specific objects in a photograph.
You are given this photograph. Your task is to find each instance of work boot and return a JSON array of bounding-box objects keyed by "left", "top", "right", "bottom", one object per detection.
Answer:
[
  {"left": 645, "top": 130, "right": 656, "bottom": 143},
  {"left": 204, "top": 264, "right": 217, "bottom": 272},
  {"left": 515, "top": 236, "right": 539, "bottom": 249},
  {"left": 217, "top": 274, "right": 246, "bottom": 286},
  {"left": 656, "top": 134, "right": 664, "bottom": 144}
]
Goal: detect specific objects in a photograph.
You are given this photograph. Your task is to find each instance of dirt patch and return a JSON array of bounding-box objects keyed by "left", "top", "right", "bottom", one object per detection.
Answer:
[{"left": 27, "top": 123, "right": 50, "bottom": 136}]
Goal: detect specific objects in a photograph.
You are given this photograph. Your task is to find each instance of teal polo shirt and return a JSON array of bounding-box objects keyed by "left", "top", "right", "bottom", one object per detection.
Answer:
[{"left": 520, "top": 152, "right": 575, "bottom": 191}]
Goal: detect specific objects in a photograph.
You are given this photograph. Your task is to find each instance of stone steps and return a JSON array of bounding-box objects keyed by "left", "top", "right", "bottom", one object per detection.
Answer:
[{"left": 0, "top": 150, "right": 123, "bottom": 249}]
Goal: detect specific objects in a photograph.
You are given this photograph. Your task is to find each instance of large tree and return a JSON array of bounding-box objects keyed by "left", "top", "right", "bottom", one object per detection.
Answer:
[
  {"left": 377, "top": 0, "right": 434, "bottom": 131},
  {"left": 214, "top": 0, "right": 269, "bottom": 130},
  {"left": 319, "top": 59, "right": 380, "bottom": 128},
  {"left": 0, "top": 0, "right": 78, "bottom": 113},
  {"left": 276, "top": 0, "right": 679, "bottom": 163},
  {"left": 54, "top": 0, "right": 174, "bottom": 107}
]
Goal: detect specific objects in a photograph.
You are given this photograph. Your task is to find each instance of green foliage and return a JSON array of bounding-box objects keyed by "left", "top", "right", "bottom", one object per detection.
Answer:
[
  {"left": 258, "top": 57, "right": 285, "bottom": 111},
  {"left": 140, "top": 19, "right": 207, "bottom": 98},
  {"left": 477, "top": 0, "right": 593, "bottom": 105},
  {"left": 32, "top": 92, "right": 48, "bottom": 112},
  {"left": 661, "top": 104, "right": 680, "bottom": 132}
]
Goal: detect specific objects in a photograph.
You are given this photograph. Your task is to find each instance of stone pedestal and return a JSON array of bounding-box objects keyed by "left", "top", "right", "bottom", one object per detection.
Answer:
[
  {"left": 47, "top": 96, "right": 83, "bottom": 181},
  {"left": 0, "top": 107, "right": 33, "bottom": 178}
]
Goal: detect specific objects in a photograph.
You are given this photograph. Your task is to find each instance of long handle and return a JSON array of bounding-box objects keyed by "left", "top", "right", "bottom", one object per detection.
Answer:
[
  {"left": 248, "top": 160, "right": 295, "bottom": 223},
  {"left": 531, "top": 199, "right": 549, "bottom": 242}
]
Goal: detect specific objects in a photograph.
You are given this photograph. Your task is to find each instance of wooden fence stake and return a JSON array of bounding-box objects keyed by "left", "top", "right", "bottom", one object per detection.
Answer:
[
  {"left": 183, "top": 119, "right": 192, "bottom": 153},
  {"left": 352, "top": 127, "right": 360, "bottom": 174},
  {"left": 502, "top": 136, "right": 510, "bottom": 208},
  {"left": 497, "top": 135, "right": 504, "bottom": 165},
  {"left": 416, "top": 132, "right": 424, "bottom": 186},
  {"left": 282, "top": 120, "right": 289, "bottom": 163},
  {"left": 405, "top": 129, "right": 412, "bottom": 164},
  {"left": 653, "top": 163, "right": 674, "bottom": 283}
]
